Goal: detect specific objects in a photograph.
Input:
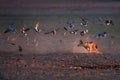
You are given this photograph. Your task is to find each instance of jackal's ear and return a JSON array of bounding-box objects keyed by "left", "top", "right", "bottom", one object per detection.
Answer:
[
  {"left": 80, "top": 40, "right": 83, "bottom": 42},
  {"left": 89, "top": 41, "right": 93, "bottom": 43},
  {"left": 95, "top": 45, "right": 98, "bottom": 49}
]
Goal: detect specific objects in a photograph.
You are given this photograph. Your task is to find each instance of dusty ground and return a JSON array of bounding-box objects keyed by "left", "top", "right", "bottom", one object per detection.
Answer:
[
  {"left": 0, "top": 31, "right": 120, "bottom": 80},
  {"left": 0, "top": 30, "right": 120, "bottom": 54},
  {"left": 0, "top": 52, "right": 120, "bottom": 80}
]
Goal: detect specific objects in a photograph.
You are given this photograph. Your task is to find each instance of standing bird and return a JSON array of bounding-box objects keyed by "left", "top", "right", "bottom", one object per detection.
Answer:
[{"left": 4, "top": 24, "right": 16, "bottom": 33}]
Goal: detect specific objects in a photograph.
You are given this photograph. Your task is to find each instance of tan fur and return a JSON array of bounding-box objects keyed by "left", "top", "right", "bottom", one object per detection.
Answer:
[
  {"left": 35, "top": 22, "right": 39, "bottom": 32},
  {"left": 80, "top": 40, "right": 101, "bottom": 54}
]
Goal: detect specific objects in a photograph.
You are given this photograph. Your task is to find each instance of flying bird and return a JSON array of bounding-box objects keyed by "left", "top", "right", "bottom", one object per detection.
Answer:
[
  {"left": 80, "top": 29, "right": 88, "bottom": 36},
  {"left": 4, "top": 24, "right": 16, "bottom": 33},
  {"left": 34, "top": 22, "right": 42, "bottom": 33},
  {"left": 21, "top": 27, "right": 30, "bottom": 36},
  {"left": 69, "top": 29, "right": 78, "bottom": 35},
  {"left": 104, "top": 20, "right": 114, "bottom": 26},
  {"left": 98, "top": 31, "right": 107, "bottom": 38},
  {"left": 44, "top": 28, "right": 60, "bottom": 35},
  {"left": 67, "top": 21, "right": 74, "bottom": 29},
  {"left": 64, "top": 27, "right": 78, "bottom": 35},
  {"left": 80, "top": 16, "right": 88, "bottom": 27}
]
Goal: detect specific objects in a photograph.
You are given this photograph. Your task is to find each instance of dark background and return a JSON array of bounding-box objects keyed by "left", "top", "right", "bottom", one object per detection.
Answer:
[{"left": 0, "top": 0, "right": 120, "bottom": 2}]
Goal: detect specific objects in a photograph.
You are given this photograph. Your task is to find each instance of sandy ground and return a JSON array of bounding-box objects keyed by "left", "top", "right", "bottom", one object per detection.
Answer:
[
  {"left": 0, "top": 30, "right": 120, "bottom": 54},
  {"left": 0, "top": 51, "right": 120, "bottom": 80},
  {"left": 0, "top": 31, "right": 120, "bottom": 80}
]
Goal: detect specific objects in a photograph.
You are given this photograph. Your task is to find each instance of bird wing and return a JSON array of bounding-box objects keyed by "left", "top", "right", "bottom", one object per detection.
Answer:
[
  {"left": 64, "top": 27, "right": 68, "bottom": 31},
  {"left": 25, "top": 28, "right": 30, "bottom": 32},
  {"left": 4, "top": 29, "right": 11, "bottom": 33}
]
